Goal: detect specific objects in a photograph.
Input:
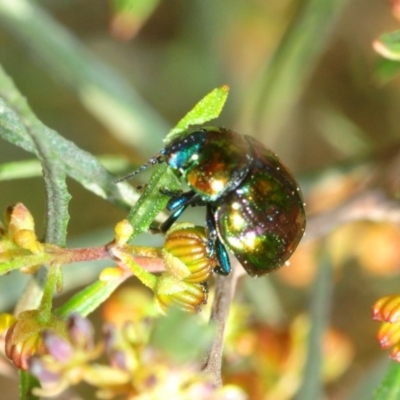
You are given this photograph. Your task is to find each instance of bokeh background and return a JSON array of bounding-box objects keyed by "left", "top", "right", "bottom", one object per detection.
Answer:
[{"left": 1, "top": 0, "right": 400, "bottom": 399}]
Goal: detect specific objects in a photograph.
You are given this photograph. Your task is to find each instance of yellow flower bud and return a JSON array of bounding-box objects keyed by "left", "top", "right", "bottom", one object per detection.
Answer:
[
  {"left": 114, "top": 220, "right": 134, "bottom": 245},
  {"left": 154, "top": 272, "right": 208, "bottom": 313},
  {"left": 7, "top": 203, "right": 35, "bottom": 238},
  {"left": 14, "top": 229, "right": 44, "bottom": 254},
  {"left": 163, "top": 223, "right": 216, "bottom": 283}
]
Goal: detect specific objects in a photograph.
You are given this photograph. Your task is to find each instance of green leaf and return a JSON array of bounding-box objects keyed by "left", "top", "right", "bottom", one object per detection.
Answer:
[
  {"left": 0, "top": 159, "right": 42, "bottom": 180},
  {"left": 0, "top": 63, "right": 71, "bottom": 246},
  {"left": 374, "top": 361, "right": 400, "bottom": 400},
  {"left": 0, "top": 65, "right": 138, "bottom": 208},
  {"left": 167, "top": 85, "right": 230, "bottom": 142},
  {"left": 124, "top": 85, "right": 230, "bottom": 239},
  {"left": 55, "top": 279, "right": 124, "bottom": 318},
  {"left": 0, "top": 155, "right": 131, "bottom": 181},
  {"left": 40, "top": 157, "right": 70, "bottom": 247},
  {"left": 19, "top": 370, "right": 40, "bottom": 400},
  {"left": 0, "top": 97, "right": 35, "bottom": 153},
  {"left": 350, "top": 358, "right": 390, "bottom": 400},
  {"left": 0, "top": 254, "right": 50, "bottom": 276},
  {"left": 126, "top": 164, "right": 180, "bottom": 237},
  {"left": 374, "top": 31, "right": 400, "bottom": 61},
  {"left": 248, "top": 0, "right": 349, "bottom": 140},
  {"left": 374, "top": 57, "right": 400, "bottom": 84}
]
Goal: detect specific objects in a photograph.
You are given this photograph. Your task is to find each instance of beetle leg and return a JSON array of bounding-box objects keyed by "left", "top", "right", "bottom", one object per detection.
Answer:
[
  {"left": 205, "top": 204, "right": 217, "bottom": 255},
  {"left": 148, "top": 223, "right": 161, "bottom": 234},
  {"left": 165, "top": 190, "right": 196, "bottom": 212},
  {"left": 159, "top": 187, "right": 183, "bottom": 198},
  {"left": 190, "top": 197, "right": 207, "bottom": 207},
  {"left": 214, "top": 239, "right": 231, "bottom": 276},
  {"left": 205, "top": 204, "right": 231, "bottom": 276},
  {"left": 160, "top": 191, "right": 198, "bottom": 233}
]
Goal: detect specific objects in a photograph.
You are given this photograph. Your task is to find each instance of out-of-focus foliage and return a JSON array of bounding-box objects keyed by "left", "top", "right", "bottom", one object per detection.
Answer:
[{"left": 1, "top": 0, "right": 400, "bottom": 399}]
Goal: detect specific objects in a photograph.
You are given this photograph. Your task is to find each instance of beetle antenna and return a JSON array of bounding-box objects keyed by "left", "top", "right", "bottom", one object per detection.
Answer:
[{"left": 114, "top": 152, "right": 165, "bottom": 183}]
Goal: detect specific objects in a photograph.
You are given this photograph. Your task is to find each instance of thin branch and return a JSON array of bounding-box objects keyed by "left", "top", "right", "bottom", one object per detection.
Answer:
[{"left": 202, "top": 260, "right": 241, "bottom": 386}]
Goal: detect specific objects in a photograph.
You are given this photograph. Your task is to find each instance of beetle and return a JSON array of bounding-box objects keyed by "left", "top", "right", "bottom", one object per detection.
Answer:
[{"left": 118, "top": 126, "right": 306, "bottom": 278}]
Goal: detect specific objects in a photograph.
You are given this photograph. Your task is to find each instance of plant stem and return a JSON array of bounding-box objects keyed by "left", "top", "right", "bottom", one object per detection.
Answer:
[
  {"left": 113, "top": 248, "right": 158, "bottom": 291},
  {"left": 202, "top": 263, "right": 240, "bottom": 386}
]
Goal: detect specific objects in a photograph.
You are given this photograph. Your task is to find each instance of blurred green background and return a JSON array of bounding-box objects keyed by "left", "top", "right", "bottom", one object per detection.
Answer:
[{"left": 1, "top": 0, "right": 400, "bottom": 399}]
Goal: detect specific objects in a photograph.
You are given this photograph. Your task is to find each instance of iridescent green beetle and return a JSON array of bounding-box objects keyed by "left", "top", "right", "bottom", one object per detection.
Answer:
[{"left": 121, "top": 127, "right": 306, "bottom": 277}]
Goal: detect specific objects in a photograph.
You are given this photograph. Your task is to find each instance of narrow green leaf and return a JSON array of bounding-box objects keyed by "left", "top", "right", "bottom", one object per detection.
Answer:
[
  {"left": 168, "top": 85, "right": 230, "bottom": 141},
  {"left": 0, "top": 159, "right": 42, "bottom": 180},
  {"left": 374, "top": 31, "right": 400, "bottom": 61},
  {"left": 248, "top": 0, "right": 349, "bottom": 140},
  {"left": 0, "top": 66, "right": 137, "bottom": 208},
  {"left": 19, "top": 370, "right": 40, "bottom": 400},
  {"left": 0, "top": 62, "right": 69, "bottom": 312},
  {"left": 0, "top": 97, "right": 35, "bottom": 153},
  {"left": 41, "top": 160, "right": 70, "bottom": 246},
  {"left": 0, "top": 65, "right": 71, "bottom": 245},
  {"left": 114, "top": 249, "right": 158, "bottom": 290},
  {"left": 374, "top": 57, "right": 400, "bottom": 84},
  {"left": 124, "top": 85, "right": 230, "bottom": 238},
  {"left": 350, "top": 357, "right": 390, "bottom": 400},
  {"left": 0, "top": 155, "right": 131, "bottom": 181},
  {"left": 0, "top": 254, "right": 50, "bottom": 275},
  {"left": 126, "top": 165, "right": 180, "bottom": 237},
  {"left": 55, "top": 279, "right": 124, "bottom": 318},
  {"left": 374, "top": 362, "right": 400, "bottom": 400}
]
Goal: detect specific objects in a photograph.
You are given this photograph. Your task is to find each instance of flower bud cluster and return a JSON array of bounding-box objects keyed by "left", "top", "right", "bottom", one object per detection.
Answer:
[
  {"left": 110, "top": 221, "right": 217, "bottom": 314},
  {"left": 372, "top": 294, "right": 400, "bottom": 361},
  {"left": 0, "top": 203, "right": 45, "bottom": 274},
  {"left": 2, "top": 310, "right": 66, "bottom": 370},
  {"left": 155, "top": 223, "right": 218, "bottom": 313}
]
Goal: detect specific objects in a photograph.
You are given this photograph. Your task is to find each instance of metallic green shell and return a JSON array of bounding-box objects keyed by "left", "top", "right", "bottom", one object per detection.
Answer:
[
  {"left": 215, "top": 136, "right": 306, "bottom": 277},
  {"left": 183, "top": 128, "right": 251, "bottom": 201}
]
